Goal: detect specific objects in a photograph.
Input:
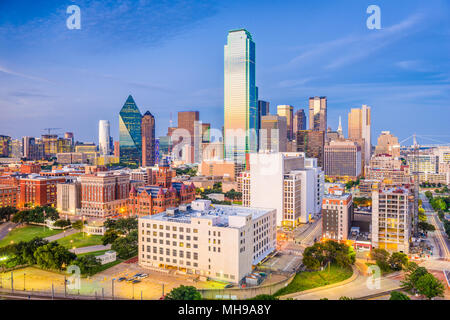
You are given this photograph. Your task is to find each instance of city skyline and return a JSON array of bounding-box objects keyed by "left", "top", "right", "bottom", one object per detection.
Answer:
[{"left": 0, "top": 0, "right": 449, "bottom": 145}]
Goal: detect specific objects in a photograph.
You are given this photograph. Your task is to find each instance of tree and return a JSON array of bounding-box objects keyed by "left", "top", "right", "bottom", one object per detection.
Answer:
[
  {"left": 33, "top": 242, "right": 76, "bottom": 270},
  {"left": 388, "top": 252, "right": 409, "bottom": 271},
  {"left": 389, "top": 291, "right": 410, "bottom": 300},
  {"left": 73, "top": 255, "right": 101, "bottom": 275},
  {"left": 102, "top": 230, "right": 120, "bottom": 245},
  {"left": 402, "top": 264, "right": 429, "bottom": 292},
  {"left": 339, "top": 296, "right": 354, "bottom": 300},
  {"left": 72, "top": 220, "right": 85, "bottom": 230},
  {"left": 0, "top": 206, "right": 18, "bottom": 221},
  {"left": 418, "top": 221, "right": 435, "bottom": 233},
  {"left": 415, "top": 273, "right": 445, "bottom": 300},
  {"left": 53, "top": 219, "right": 71, "bottom": 228},
  {"left": 164, "top": 285, "right": 202, "bottom": 300},
  {"left": 111, "top": 230, "right": 138, "bottom": 259}
]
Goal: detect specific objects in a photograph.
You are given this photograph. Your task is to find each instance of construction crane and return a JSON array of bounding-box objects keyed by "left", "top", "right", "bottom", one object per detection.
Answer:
[{"left": 42, "top": 128, "right": 62, "bottom": 135}]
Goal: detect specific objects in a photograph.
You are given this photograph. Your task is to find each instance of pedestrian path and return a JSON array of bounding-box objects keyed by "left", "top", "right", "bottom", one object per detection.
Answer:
[
  {"left": 44, "top": 228, "right": 78, "bottom": 242},
  {"left": 0, "top": 222, "right": 17, "bottom": 241},
  {"left": 70, "top": 244, "right": 112, "bottom": 254}
]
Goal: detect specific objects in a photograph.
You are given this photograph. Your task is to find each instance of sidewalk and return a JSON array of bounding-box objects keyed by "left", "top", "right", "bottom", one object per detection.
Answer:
[
  {"left": 44, "top": 229, "right": 78, "bottom": 242},
  {"left": 0, "top": 222, "right": 17, "bottom": 241},
  {"left": 70, "top": 244, "right": 111, "bottom": 254}
]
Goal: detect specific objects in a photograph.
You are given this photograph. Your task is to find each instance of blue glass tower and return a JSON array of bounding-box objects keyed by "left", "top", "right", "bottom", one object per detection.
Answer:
[{"left": 119, "top": 95, "right": 142, "bottom": 166}]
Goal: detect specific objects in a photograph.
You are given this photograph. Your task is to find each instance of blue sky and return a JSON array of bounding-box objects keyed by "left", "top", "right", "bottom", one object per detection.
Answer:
[{"left": 0, "top": 0, "right": 449, "bottom": 146}]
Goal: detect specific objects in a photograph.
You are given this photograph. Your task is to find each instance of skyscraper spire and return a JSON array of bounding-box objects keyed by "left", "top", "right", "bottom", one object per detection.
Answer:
[{"left": 337, "top": 116, "right": 343, "bottom": 137}]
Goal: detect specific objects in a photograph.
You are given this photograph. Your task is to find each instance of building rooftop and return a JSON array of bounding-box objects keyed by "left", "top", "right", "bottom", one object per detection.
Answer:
[{"left": 140, "top": 200, "right": 272, "bottom": 228}]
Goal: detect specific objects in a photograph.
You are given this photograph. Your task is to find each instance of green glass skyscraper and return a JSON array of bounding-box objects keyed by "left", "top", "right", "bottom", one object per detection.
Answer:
[
  {"left": 224, "top": 29, "right": 258, "bottom": 167},
  {"left": 119, "top": 95, "right": 142, "bottom": 166}
]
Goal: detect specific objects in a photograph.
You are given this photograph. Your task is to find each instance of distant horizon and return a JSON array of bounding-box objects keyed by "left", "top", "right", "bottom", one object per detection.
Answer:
[{"left": 0, "top": 0, "right": 449, "bottom": 146}]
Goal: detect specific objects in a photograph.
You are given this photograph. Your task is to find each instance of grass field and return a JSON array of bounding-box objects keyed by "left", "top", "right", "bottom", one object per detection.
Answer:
[
  {"left": 0, "top": 225, "right": 62, "bottom": 247},
  {"left": 275, "top": 264, "right": 353, "bottom": 296},
  {"left": 56, "top": 232, "right": 103, "bottom": 249},
  {"left": 77, "top": 250, "right": 109, "bottom": 257}
]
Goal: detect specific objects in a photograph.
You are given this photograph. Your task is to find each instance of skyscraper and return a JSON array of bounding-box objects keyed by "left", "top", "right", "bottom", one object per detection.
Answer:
[
  {"left": 293, "top": 109, "right": 306, "bottom": 133},
  {"left": 224, "top": 29, "right": 258, "bottom": 167},
  {"left": 348, "top": 105, "right": 371, "bottom": 163},
  {"left": 175, "top": 111, "right": 200, "bottom": 164},
  {"left": 296, "top": 130, "right": 325, "bottom": 168},
  {"left": 308, "top": 96, "right": 327, "bottom": 132},
  {"left": 141, "top": 111, "right": 156, "bottom": 167},
  {"left": 375, "top": 131, "right": 400, "bottom": 158},
  {"left": 119, "top": 95, "right": 142, "bottom": 166},
  {"left": 257, "top": 100, "right": 270, "bottom": 128},
  {"left": 259, "top": 115, "right": 287, "bottom": 152},
  {"left": 277, "top": 105, "right": 294, "bottom": 141},
  {"left": 98, "top": 120, "right": 111, "bottom": 156}
]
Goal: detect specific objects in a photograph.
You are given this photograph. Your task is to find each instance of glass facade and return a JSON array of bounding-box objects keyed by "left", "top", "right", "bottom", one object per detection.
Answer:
[
  {"left": 224, "top": 29, "right": 258, "bottom": 166},
  {"left": 119, "top": 95, "right": 142, "bottom": 166}
]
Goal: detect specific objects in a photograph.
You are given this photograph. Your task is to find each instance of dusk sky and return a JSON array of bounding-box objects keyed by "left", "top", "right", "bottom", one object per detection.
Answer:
[{"left": 0, "top": 0, "right": 449, "bottom": 146}]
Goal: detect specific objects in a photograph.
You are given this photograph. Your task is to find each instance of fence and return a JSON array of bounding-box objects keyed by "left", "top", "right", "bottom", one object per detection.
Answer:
[{"left": 0, "top": 271, "right": 156, "bottom": 300}]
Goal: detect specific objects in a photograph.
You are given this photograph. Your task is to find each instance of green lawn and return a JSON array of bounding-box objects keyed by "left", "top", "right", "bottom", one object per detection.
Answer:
[
  {"left": 56, "top": 232, "right": 103, "bottom": 249},
  {"left": 77, "top": 250, "right": 108, "bottom": 257},
  {"left": 275, "top": 264, "right": 353, "bottom": 296},
  {"left": 0, "top": 225, "right": 62, "bottom": 247}
]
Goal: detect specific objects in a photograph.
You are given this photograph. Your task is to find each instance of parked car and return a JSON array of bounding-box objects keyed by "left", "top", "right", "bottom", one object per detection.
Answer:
[
  {"left": 224, "top": 284, "right": 233, "bottom": 289},
  {"left": 138, "top": 273, "right": 148, "bottom": 279},
  {"left": 132, "top": 279, "right": 141, "bottom": 284},
  {"left": 117, "top": 277, "right": 126, "bottom": 282}
]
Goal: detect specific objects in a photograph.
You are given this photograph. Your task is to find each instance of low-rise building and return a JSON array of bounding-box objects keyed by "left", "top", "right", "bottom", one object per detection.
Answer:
[{"left": 0, "top": 185, "right": 18, "bottom": 208}]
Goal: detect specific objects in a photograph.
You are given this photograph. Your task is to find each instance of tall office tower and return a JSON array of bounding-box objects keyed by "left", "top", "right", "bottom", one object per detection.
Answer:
[
  {"left": 23, "top": 136, "right": 35, "bottom": 160},
  {"left": 372, "top": 186, "right": 413, "bottom": 253},
  {"left": 0, "top": 135, "right": 11, "bottom": 157},
  {"left": 375, "top": 131, "right": 400, "bottom": 158},
  {"left": 224, "top": 29, "right": 258, "bottom": 167},
  {"left": 41, "top": 134, "right": 72, "bottom": 158},
  {"left": 113, "top": 141, "right": 120, "bottom": 157},
  {"left": 348, "top": 105, "right": 371, "bottom": 163},
  {"left": 308, "top": 96, "right": 327, "bottom": 132},
  {"left": 293, "top": 109, "right": 306, "bottom": 134},
  {"left": 258, "top": 100, "right": 270, "bottom": 128},
  {"left": 175, "top": 111, "right": 200, "bottom": 163},
  {"left": 324, "top": 140, "right": 362, "bottom": 180},
  {"left": 277, "top": 105, "right": 294, "bottom": 141},
  {"left": 259, "top": 115, "right": 287, "bottom": 152},
  {"left": 10, "top": 139, "right": 22, "bottom": 158},
  {"left": 141, "top": 111, "right": 156, "bottom": 167},
  {"left": 98, "top": 120, "right": 111, "bottom": 156},
  {"left": 119, "top": 95, "right": 142, "bottom": 166},
  {"left": 296, "top": 130, "right": 325, "bottom": 168}
]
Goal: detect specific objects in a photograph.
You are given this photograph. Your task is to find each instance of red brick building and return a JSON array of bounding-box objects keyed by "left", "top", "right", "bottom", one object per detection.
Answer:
[
  {"left": 0, "top": 185, "right": 18, "bottom": 208},
  {"left": 20, "top": 163, "right": 41, "bottom": 174},
  {"left": 79, "top": 172, "right": 130, "bottom": 218},
  {"left": 19, "top": 176, "right": 66, "bottom": 208},
  {"left": 128, "top": 182, "right": 195, "bottom": 216}
]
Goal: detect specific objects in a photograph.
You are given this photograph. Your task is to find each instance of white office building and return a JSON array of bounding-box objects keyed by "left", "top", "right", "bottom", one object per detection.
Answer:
[
  {"left": 98, "top": 120, "right": 111, "bottom": 156},
  {"left": 138, "top": 200, "right": 276, "bottom": 284},
  {"left": 244, "top": 152, "right": 324, "bottom": 228}
]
